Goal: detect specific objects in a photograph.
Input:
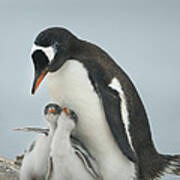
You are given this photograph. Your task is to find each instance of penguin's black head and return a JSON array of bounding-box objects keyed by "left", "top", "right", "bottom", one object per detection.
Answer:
[
  {"left": 44, "top": 103, "right": 62, "bottom": 124},
  {"left": 44, "top": 103, "right": 62, "bottom": 116},
  {"left": 31, "top": 27, "right": 77, "bottom": 94},
  {"left": 63, "top": 107, "right": 78, "bottom": 124}
]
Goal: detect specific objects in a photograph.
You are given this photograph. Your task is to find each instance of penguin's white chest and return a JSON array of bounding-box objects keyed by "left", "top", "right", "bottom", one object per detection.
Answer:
[
  {"left": 47, "top": 60, "right": 135, "bottom": 179},
  {"left": 47, "top": 60, "right": 108, "bottom": 144}
]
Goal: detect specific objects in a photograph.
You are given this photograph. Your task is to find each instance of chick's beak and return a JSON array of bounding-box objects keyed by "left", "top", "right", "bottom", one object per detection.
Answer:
[
  {"left": 48, "top": 109, "right": 56, "bottom": 113},
  {"left": 63, "top": 108, "right": 70, "bottom": 116}
]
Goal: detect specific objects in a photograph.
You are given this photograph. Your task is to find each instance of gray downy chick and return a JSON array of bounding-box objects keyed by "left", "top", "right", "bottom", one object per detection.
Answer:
[
  {"left": 20, "top": 103, "right": 61, "bottom": 180},
  {"left": 47, "top": 107, "right": 102, "bottom": 180}
]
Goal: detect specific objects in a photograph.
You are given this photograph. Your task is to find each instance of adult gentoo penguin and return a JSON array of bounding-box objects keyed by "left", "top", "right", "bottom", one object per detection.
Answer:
[
  {"left": 31, "top": 27, "right": 180, "bottom": 179},
  {"left": 47, "top": 107, "right": 102, "bottom": 180},
  {"left": 20, "top": 103, "right": 61, "bottom": 180}
]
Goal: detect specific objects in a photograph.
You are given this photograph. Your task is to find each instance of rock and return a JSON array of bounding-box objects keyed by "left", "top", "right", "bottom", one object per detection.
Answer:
[{"left": 0, "top": 156, "right": 21, "bottom": 180}]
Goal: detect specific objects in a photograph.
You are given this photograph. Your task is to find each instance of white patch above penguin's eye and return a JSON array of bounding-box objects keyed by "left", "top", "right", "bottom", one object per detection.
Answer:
[
  {"left": 108, "top": 77, "right": 121, "bottom": 93},
  {"left": 31, "top": 44, "right": 56, "bottom": 62}
]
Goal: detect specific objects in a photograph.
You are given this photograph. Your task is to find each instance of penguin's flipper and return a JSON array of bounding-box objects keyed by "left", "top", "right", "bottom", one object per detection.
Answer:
[
  {"left": 92, "top": 76, "right": 137, "bottom": 162},
  {"left": 71, "top": 136, "right": 102, "bottom": 179}
]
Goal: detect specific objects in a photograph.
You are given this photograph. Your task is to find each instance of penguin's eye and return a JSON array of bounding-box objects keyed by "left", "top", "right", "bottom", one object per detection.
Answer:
[{"left": 70, "top": 111, "right": 78, "bottom": 122}]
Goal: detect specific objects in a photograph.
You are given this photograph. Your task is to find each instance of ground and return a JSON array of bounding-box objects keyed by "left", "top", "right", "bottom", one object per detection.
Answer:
[{"left": 0, "top": 156, "right": 22, "bottom": 180}]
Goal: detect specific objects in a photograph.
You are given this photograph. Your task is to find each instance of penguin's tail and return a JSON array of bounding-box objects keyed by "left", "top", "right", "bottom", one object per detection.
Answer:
[
  {"left": 163, "top": 154, "right": 180, "bottom": 175},
  {"left": 138, "top": 151, "right": 180, "bottom": 179}
]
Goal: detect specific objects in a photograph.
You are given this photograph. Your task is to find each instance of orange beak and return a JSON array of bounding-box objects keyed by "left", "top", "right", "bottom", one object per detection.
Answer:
[
  {"left": 63, "top": 107, "right": 69, "bottom": 115},
  {"left": 48, "top": 109, "right": 56, "bottom": 113},
  {"left": 31, "top": 68, "right": 48, "bottom": 94}
]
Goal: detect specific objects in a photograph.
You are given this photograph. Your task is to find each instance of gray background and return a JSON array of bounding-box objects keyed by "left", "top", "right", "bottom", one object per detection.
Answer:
[{"left": 0, "top": 0, "right": 179, "bottom": 179}]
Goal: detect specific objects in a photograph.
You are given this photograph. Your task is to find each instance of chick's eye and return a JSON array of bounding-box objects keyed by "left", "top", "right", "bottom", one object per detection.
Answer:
[{"left": 70, "top": 111, "right": 77, "bottom": 120}]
